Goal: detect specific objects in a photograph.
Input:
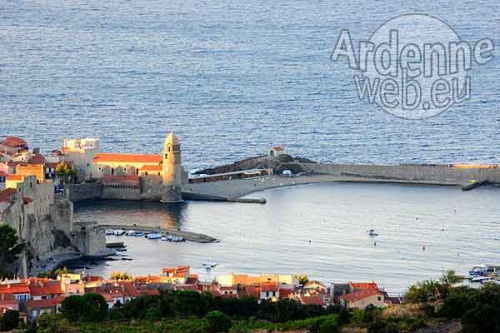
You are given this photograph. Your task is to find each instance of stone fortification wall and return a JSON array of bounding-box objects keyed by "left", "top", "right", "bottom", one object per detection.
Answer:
[
  {"left": 101, "top": 187, "right": 141, "bottom": 200},
  {"left": 50, "top": 200, "right": 73, "bottom": 234},
  {"left": 68, "top": 182, "right": 103, "bottom": 202},
  {"left": 303, "top": 163, "right": 500, "bottom": 184},
  {"left": 140, "top": 175, "right": 163, "bottom": 200}
]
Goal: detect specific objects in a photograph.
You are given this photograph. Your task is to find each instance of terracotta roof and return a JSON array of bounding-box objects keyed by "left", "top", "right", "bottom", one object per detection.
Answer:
[
  {"left": 279, "top": 288, "right": 294, "bottom": 299},
  {"left": 93, "top": 153, "right": 161, "bottom": 164},
  {"left": 140, "top": 165, "right": 163, "bottom": 172},
  {"left": 177, "top": 284, "right": 199, "bottom": 291},
  {"left": 29, "top": 155, "right": 46, "bottom": 164},
  {"left": 339, "top": 288, "right": 383, "bottom": 303},
  {"left": 300, "top": 295, "right": 325, "bottom": 306},
  {"left": 26, "top": 298, "right": 62, "bottom": 310},
  {"left": 143, "top": 289, "right": 160, "bottom": 296},
  {"left": 185, "top": 275, "right": 199, "bottom": 285},
  {"left": 260, "top": 282, "right": 279, "bottom": 292},
  {"left": 0, "top": 284, "right": 30, "bottom": 295},
  {"left": 349, "top": 282, "right": 379, "bottom": 291},
  {"left": 6, "top": 175, "right": 23, "bottom": 181},
  {"left": 23, "top": 197, "right": 34, "bottom": 204},
  {"left": 272, "top": 146, "right": 284, "bottom": 151},
  {"left": 1, "top": 137, "right": 27, "bottom": 147},
  {"left": 304, "top": 280, "right": 327, "bottom": 289},
  {"left": 0, "top": 188, "right": 17, "bottom": 203},
  {"left": 29, "top": 283, "right": 63, "bottom": 296}
]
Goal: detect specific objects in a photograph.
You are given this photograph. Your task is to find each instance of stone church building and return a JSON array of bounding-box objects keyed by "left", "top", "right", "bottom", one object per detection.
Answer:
[{"left": 87, "top": 132, "right": 186, "bottom": 202}]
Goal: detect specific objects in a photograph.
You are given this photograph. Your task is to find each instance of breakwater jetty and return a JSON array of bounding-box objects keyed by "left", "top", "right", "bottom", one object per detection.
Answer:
[
  {"left": 98, "top": 224, "right": 219, "bottom": 243},
  {"left": 185, "top": 163, "right": 500, "bottom": 200}
]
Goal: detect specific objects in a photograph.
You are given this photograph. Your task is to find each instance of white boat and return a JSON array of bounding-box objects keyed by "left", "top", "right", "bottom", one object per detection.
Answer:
[
  {"left": 202, "top": 262, "right": 218, "bottom": 268},
  {"left": 471, "top": 276, "right": 493, "bottom": 283},
  {"left": 113, "top": 229, "right": 125, "bottom": 236},
  {"left": 105, "top": 229, "right": 115, "bottom": 235},
  {"left": 367, "top": 229, "right": 378, "bottom": 236},
  {"left": 125, "top": 230, "right": 136, "bottom": 236},
  {"left": 147, "top": 232, "right": 162, "bottom": 240}
]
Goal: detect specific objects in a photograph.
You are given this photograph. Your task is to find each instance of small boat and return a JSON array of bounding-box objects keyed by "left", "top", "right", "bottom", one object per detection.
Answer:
[
  {"left": 134, "top": 231, "right": 145, "bottom": 237},
  {"left": 202, "top": 262, "right": 218, "bottom": 268},
  {"left": 468, "top": 265, "right": 489, "bottom": 277},
  {"left": 125, "top": 230, "right": 136, "bottom": 236},
  {"left": 114, "top": 229, "right": 125, "bottom": 236},
  {"left": 115, "top": 247, "right": 127, "bottom": 252},
  {"left": 471, "top": 276, "right": 492, "bottom": 283},
  {"left": 367, "top": 229, "right": 378, "bottom": 236},
  {"left": 147, "top": 232, "right": 161, "bottom": 240},
  {"left": 105, "top": 229, "right": 115, "bottom": 236}
]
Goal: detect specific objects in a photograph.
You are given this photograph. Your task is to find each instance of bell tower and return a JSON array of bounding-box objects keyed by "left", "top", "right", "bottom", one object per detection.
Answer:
[{"left": 161, "top": 131, "right": 183, "bottom": 203}]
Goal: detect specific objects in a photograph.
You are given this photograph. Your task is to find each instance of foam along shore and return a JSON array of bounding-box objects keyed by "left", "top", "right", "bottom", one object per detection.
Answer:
[
  {"left": 182, "top": 173, "right": 479, "bottom": 201},
  {"left": 98, "top": 224, "right": 219, "bottom": 243}
]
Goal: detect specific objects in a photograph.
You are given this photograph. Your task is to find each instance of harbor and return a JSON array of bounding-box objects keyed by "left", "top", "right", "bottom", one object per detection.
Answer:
[
  {"left": 75, "top": 182, "right": 500, "bottom": 293},
  {"left": 99, "top": 223, "right": 219, "bottom": 243}
]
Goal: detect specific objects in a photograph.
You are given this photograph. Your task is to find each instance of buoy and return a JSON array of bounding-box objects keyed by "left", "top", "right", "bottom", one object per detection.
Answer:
[
  {"left": 423, "top": 245, "right": 426, "bottom": 251},
  {"left": 374, "top": 242, "right": 377, "bottom": 246}
]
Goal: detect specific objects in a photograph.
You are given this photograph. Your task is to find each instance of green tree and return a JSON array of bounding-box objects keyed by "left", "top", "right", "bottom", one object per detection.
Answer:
[
  {"left": 319, "top": 315, "right": 339, "bottom": 333},
  {"left": 0, "top": 309, "right": 19, "bottom": 331},
  {"left": 298, "top": 275, "right": 309, "bottom": 286},
  {"left": 172, "top": 290, "right": 209, "bottom": 318},
  {"left": 60, "top": 293, "right": 108, "bottom": 323},
  {"left": 439, "top": 270, "right": 463, "bottom": 297},
  {"left": 0, "top": 224, "right": 23, "bottom": 278},
  {"left": 205, "top": 310, "right": 232, "bottom": 333},
  {"left": 55, "top": 162, "right": 77, "bottom": 184},
  {"left": 110, "top": 272, "right": 133, "bottom": 280}
]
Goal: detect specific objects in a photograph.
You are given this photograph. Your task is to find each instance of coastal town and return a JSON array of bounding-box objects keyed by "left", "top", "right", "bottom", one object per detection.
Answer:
[
  {"left": 0, "top": 266, "right": 392, "bottom": 323},
  {"left": 1, "top": 133, "right": 500, "bottom": 331}
]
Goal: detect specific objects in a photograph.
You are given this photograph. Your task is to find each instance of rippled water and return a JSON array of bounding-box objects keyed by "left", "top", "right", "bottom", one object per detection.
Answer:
[
  {"left": 75, "top": 183, "right": 500, "bottom": 292},
  {"left": 1, "top": 0, "right": 500, "bottom": 170},
  {"left": 2, "top": 0, "right": 500, "bottom": 293}
]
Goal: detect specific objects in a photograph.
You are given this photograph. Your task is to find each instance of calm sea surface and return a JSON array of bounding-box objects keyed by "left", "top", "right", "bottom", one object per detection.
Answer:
[
  {"left": 75, "top": 183, "right": 500, "bottom": 293},
  {"left": 1, "top": 0, "right": 500, "bottom": 292},
  {"left": 1, "top": 0, "right": 499, "bottom": 169}
]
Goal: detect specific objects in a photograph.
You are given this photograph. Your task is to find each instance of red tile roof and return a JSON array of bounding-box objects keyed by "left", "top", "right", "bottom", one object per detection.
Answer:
[
  {"left": 140, "top": 165, "right": 163, "bottom": 172},
  {"left": 339, "top": 288, "right": 383, "bottom": 303},
  {"left": 0, "top": 284, "right": 30, "bottom": 295},
  {"left": 6, "top": 175, "right": 23, "bottom": 181},
  {"left": 300, "top": 295, "right": 325, "bottom": 306},
  {"left": 272, "top": 146, "right": 284, "bottom": 151},
  {"left": 26, "top": 296, "right": 65, "bottom": 310},
  {"left": 0, "top": 188, "right": 17, "bottom": 203},
  {"left": 29, "top": 155, "right": 46, "bottom": 164},
  {"left": 93, "top": 153, "right": 161, "bottom": 164},
  {"left": 304, "top": 280, "right": 327, "bottom": 289},
  {"left": 22, "top": 197, "right": 34, "bottom": 204},
  {"left": 260, "top": 282, "right": 279, "bottom": 292},
  {"left": 28, "top": 283, "right": 63, "bottom": 296},
  {"left": 1, "top": 137, "right": 27, "bottom": 147},
  {"left": 349, "top": 282, "right": 379, "bottom": 291},
  {"left": 279, "top": 288, "right": 294, "bottom": 299}
]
